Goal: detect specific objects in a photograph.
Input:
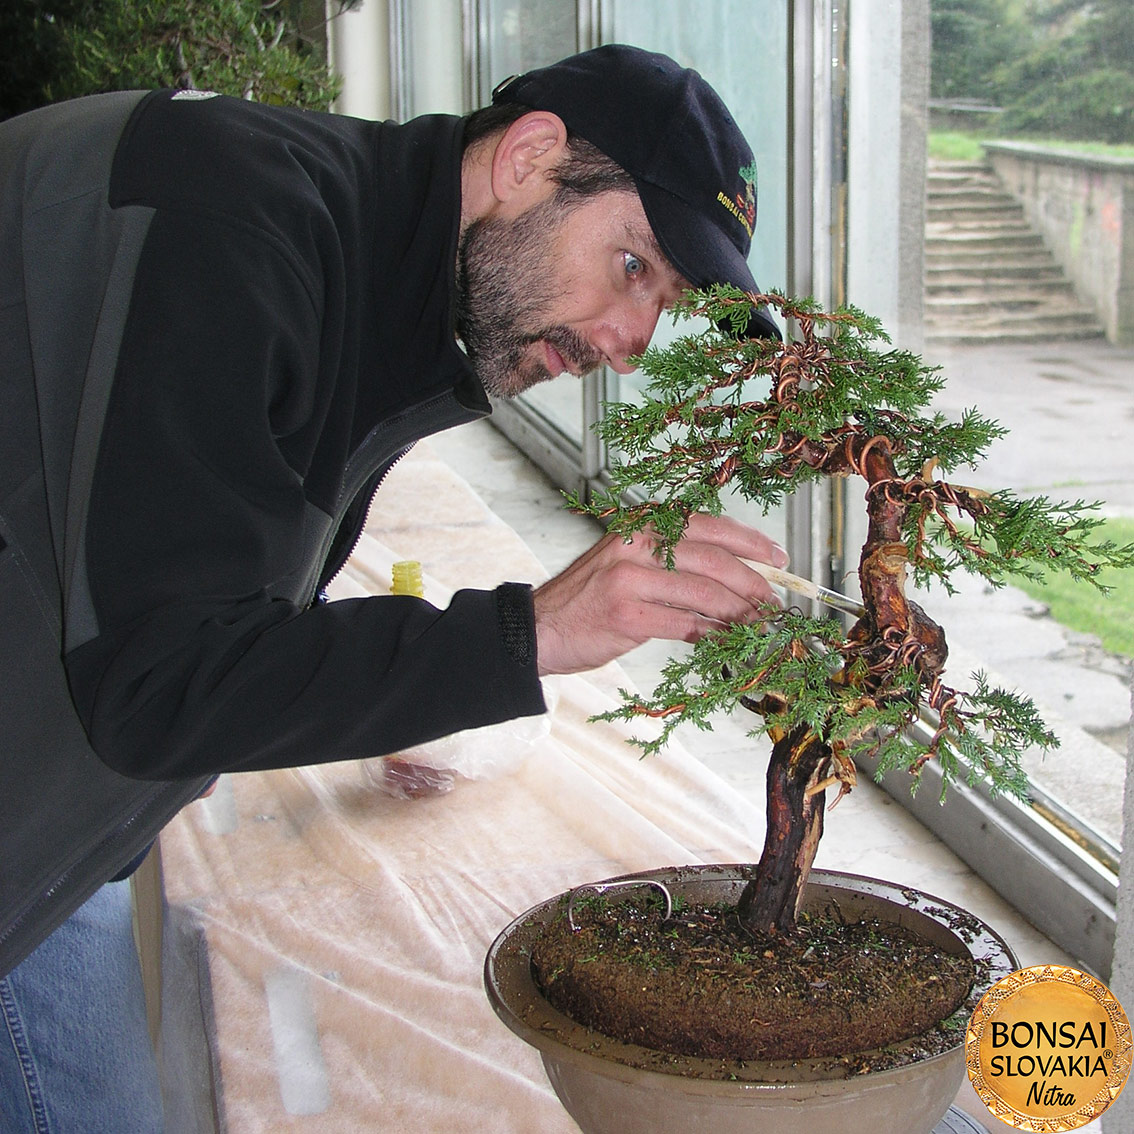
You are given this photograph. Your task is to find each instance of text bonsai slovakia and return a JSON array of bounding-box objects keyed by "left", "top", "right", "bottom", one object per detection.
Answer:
[{"left": 989, "top": 1018, "right": 1114, "bottom": 1108}]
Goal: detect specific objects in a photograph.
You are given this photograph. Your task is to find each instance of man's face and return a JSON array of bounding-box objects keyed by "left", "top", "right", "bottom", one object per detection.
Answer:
[{"left": 455, "top": 188, "right": 689, "bottom": 398}]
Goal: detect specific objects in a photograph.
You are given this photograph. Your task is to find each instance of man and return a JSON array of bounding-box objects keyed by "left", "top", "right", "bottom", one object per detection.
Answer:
[{"left": 0, "top": 45, "right": 784, "bottom": 1129}]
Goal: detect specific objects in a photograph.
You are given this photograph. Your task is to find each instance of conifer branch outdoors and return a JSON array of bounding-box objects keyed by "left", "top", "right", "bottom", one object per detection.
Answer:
[{"left": 574, "top": 289, "right": 1134, "bottom": 936}]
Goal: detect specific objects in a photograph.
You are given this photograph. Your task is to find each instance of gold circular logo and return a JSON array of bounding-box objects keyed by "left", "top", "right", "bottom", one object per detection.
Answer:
[{"left": 967, "top": 965, "right": 1132, "bottom": 1130}]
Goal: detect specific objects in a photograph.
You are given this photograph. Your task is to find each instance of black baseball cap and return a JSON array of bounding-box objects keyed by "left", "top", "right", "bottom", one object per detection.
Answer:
[{"left": 492, "top": 44, "right": 780, "bottom": 339}]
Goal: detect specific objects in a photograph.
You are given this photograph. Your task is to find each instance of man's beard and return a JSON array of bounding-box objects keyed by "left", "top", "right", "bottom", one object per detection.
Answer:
[{"left": 454, "top": 196, "right": 602, "bottom": 398}]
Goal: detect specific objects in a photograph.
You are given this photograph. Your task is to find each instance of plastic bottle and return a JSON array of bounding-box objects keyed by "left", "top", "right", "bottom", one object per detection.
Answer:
[
  {"left": 363, "top": 556, "right": 552, "bottom": 798},
  {"left": 364, "top": 560, "right": 448, "bottom": 797},
  {"left": 390, "top": 560, "right": 424, "bottom": 599}
]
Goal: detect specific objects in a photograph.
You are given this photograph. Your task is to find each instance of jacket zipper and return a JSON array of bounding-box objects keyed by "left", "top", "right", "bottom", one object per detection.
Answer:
[
  {"left": 315, "top": 443, "right": 413, "bottom": 601},
  {"left": 0, "top": 777, "right": 208, "bottom": 962},
  {"left": 309, "top": 385, "right": 489, "bottom": 605}
]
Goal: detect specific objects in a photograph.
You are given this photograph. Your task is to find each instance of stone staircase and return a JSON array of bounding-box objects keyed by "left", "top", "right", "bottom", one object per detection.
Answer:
[{"left": 924, "top": 158, "right": 1106, "bottom": 345}]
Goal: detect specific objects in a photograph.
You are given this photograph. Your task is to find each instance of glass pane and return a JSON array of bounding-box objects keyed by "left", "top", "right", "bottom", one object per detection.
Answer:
[
  {"left": 402, "top": 0, "right": 464, "bottom": 118},
  {"left": 924, "top": 0, "right": 1134, "bottom": 851},
  {"left": 608, "top": 0, "right": 789, "bottom": 295},
  {"left": 509, "top": 373, "right": 586, "bottom": 455},
  {"left": 475, "top": 0, "right": 586, "bottom": 449},
  {"left": 604, "top": 0, "right": 792, "bottom": 551},
  {"left": 476, "top": 0, "right": 578, "bottom": 93}
]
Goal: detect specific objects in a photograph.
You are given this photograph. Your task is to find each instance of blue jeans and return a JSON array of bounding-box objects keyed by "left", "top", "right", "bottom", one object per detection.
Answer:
[{"left": 0, "top": 881, "right": 164, "bottom": 1133}]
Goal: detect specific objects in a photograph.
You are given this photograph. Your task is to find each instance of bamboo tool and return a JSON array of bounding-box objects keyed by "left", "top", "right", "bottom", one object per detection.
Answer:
[{"left": 746, "top": 560, "right": 866, "bottom": 618}]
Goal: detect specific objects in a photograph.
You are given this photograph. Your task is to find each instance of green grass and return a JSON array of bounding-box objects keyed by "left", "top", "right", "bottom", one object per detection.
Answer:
[
  {"left": 1007, "top": 516, "right": 1134, "bottom": 660},
  {"left": 929, "top": 131, "right": 1134, "bottom": 162},
  {"left": 929, "top": 131, "right": 991, "bottom": 161}
]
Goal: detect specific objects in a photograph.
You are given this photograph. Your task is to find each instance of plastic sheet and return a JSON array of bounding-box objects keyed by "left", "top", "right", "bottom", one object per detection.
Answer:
[{"left": 156, "top": 443, "right": 768, "bottom": 1133}]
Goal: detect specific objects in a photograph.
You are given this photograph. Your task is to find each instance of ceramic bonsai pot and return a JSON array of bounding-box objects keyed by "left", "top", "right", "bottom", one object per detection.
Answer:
[{"left": 485, "top": 865, "right": 1016, "bottom": 1134}]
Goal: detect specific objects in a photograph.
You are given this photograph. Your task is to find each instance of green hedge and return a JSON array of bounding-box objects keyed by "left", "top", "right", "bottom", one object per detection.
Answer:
[{"left": 1, "top": 0, "right": 340, "bottom": 119}]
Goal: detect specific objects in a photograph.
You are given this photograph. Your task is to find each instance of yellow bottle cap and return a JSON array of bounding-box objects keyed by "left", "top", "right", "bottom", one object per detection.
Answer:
[{"left": 390, "top": 560, "right": 424, "bottom": 598}]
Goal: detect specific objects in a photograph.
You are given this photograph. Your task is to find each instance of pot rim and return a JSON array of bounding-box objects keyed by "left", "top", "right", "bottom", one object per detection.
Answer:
[{"left": 484, "top": 865, "right": 1018, "bottom": 1094}]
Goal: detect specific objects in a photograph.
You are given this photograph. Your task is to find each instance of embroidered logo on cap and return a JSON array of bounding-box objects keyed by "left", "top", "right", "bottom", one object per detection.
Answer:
[{"left": 716, "top": 161, "right": 757, "bottom": 240}]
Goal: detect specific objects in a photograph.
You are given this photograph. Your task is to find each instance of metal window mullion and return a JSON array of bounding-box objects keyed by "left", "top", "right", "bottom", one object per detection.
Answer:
[
  {"left": 577, "top": 0, "right": 604, "bottom": 51},
  {"left": 388, "top": 0, "right": 410, "bottom": 119},
  {"left": 788, "top": 0, "right": 813, "bottom": 301},
  {"left": 787, "top": 0, "right": 843, "bottom": 605},
  {"left": 462, "top": 0, "right": 483, "bottom": 108},
  {"left": 580, "top": 369, "right": 606, "bottom": 489}
]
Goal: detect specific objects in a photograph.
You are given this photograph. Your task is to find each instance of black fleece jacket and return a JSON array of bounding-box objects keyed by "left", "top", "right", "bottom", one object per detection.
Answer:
[{"left": 60, "top": 91, "right": 546, "bottom": 779}]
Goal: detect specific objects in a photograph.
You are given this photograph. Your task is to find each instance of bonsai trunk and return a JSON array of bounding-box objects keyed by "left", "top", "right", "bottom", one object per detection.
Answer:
[
  {"left": 735, "top": 433, "right": 949, "bottom": 939},
  {"left": 737, "top": 726, "right": 829, "bottom": 937}
]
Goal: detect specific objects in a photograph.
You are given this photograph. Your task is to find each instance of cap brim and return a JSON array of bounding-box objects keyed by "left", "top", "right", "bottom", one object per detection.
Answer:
[{"left": 637, "top": 181, "right": 781, "bottom": 341}]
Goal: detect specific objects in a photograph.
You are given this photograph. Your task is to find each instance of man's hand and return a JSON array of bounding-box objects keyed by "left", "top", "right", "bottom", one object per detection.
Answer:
[{"left": 533, "top": 513, "right": 789, "bottom": 675}]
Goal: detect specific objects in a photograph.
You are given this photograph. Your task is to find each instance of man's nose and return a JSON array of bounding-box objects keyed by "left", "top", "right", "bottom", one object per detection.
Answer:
[{"left": 597, "top": 305, "right": 661, "bottom": 374}]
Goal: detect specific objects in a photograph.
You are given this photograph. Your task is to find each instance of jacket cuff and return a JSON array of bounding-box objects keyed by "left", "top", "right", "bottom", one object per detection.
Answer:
[{"left": 494, "top": 581, "right": 536, "bottom": 668}]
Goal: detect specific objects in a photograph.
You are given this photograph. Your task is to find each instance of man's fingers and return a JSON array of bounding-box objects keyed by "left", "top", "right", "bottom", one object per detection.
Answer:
[
  {"left": 618, "top": 556, "right": 773, "bottom": 628},
  {"left": 611, "top": 599, "right": 725, "bottom": 647},
  {"left": 681, "top": 512, "right": 789, "bottom": 570},
  {"left": 664, "top": 538, "right": 783, "bottom": 611},
  {"left": 532, "top": 512, "right": 788, "bottom": 676}
]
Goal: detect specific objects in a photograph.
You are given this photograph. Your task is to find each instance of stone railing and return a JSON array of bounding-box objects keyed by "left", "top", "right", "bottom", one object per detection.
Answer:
[{"left": 984, "top": 141, "right": 1134, "bottom": 345}]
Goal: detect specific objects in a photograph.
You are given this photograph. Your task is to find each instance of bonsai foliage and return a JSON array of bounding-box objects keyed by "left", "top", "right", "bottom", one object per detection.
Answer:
[{"left": 577, "top": 289, "right": 1134, "bottom": 937}]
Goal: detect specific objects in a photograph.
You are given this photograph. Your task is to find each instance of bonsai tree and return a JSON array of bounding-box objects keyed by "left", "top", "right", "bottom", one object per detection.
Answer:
[{"left": 578, "top": 289, "right": 1134, "bottom": 940}]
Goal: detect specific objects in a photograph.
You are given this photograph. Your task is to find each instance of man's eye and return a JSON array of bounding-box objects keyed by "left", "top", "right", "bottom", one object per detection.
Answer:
[{"left": 623, "top": 253, "right": 644, "bottom": 277}]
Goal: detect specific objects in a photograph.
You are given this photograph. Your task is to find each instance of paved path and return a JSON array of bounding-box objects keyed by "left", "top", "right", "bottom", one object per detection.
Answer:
[
  {"left": 922, "top": 337, "right": 1134, "bottom": 843},
  {"left": 926, "top": 337, "right": 1134, "bottom": 518}
]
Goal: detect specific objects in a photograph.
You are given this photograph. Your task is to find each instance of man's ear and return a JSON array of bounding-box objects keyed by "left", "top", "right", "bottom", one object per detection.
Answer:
[{"left": 489, "top": 111, "right": 568, "bottom": 213}]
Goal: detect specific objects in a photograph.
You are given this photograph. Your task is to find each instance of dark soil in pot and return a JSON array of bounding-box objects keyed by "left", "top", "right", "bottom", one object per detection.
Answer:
[{"left": 531, "top": 893, "right": 975, "bottom": 1064}]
